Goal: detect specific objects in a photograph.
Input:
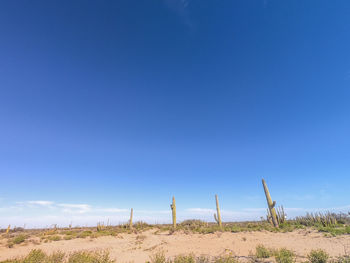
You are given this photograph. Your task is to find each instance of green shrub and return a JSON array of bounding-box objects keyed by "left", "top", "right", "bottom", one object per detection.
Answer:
[
  {"left": 275, "top": 248, "right": 295, "bottom": 263},
  {"left": 330, "top": 256, "right": 350, "bottom": 263},
  {"left": 47, "top": 235, "right": 61, "bottom": 241},
  {"left": 67, "top": 251, "right": 114, "bottom": 263},
  {"left": 0, "top": 249, "right": 114, "bottom": 263},
  {"left": 308, "top": 249, "right": 329, "bottom": 263},
  {"left": 77, "top": 231, "right": 92, "bottom": 238},
  {"left": 255, "top": 245, "right": 271, "bottom": 258},
  {"left": 47, "top": 252, "right": 65, "bottom": 263},
  {"left": 7, "top": 235, "right": 27, "bottom": 247},
  {"left": 22, "top": 249, "right": 47, "bottom": 263},
  {"left": 172, "top": 254, "right": 196, "bottom": 263},
  {"left": 212, "top": 255, "right": 238, "bottom": 263},
  {"left": 195, "top": 256, "right": 210, "bottom": 263},
  {"left": 150, "top": 252, "right": 166, "bottom": 263}
]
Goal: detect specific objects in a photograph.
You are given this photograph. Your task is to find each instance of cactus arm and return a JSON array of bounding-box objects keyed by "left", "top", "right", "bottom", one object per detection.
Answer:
[
  {"left": 271, "top": 201, "right": 276, "bottom": 208},
  {"left": 214, "top": 213, "right": 218, "bottom": 223}
]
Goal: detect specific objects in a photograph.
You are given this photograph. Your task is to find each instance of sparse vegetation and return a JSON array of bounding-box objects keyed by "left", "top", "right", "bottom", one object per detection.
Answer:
[
  {"left": 149, "top": 252, "right": 238, "bottom": 263},
  {"left": 212, "top": 255, "right": 238, "bottom": 263},
  {"left": 2, "top": 248, "right": 350, "bottom": 263},
  {"left": 295, "top": 212, "right": 345, "bottom": 228},
  {"left": 1, "top": 211, "right": 350, "bottom": 248},
  {"left": 47, "top": 235, "right": 61, "bottom": 241},
  {"left": 68, "top": 250, "right": 114, "bottom": 263},
  {"left": 276, "top": 206, "right": 287, "bottom": 225},
  {"left": 150, "top": 251, "right": 167, "bottom": 263},
  {"left": 274, "top": 248, "right": 296, "bottom": 263},
  {"left": 308, "top": 249, "right": 330, "bottom": 263},
  {"left": 7, "top": 234, "right": 27, "bottom": 248},
  {"left": 255, "top": 245, "right": 271, "bottom": 258},
  {"left": 0, "top": 249, "right": 113, "bottom": 263},
  {"left": 330, "top": 256, "right": 350, "bottom": 263}
]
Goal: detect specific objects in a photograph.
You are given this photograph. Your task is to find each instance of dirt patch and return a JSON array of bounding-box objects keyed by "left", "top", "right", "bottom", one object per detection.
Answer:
[{"left": 0, "top": 229, "right": 349, "bottom": 262}]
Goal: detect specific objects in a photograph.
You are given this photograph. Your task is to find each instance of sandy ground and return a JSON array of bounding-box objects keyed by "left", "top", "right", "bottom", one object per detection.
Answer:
[{"left": 1, "top": 229, "right": 350, "bottom": 262}]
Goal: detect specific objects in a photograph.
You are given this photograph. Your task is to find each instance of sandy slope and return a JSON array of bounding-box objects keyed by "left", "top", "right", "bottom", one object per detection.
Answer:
[{"left": 0, "top": 229, "right": 349, "bottom": 262}]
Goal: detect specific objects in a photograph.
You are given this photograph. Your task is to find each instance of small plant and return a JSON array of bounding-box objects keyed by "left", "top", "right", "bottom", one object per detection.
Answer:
[
  {"left": 180, "top": 220, "right": 207, "bottom": 228},
  {"left": 307, "top": 249, "right": 329, "bottom": 263},
  {"left": 330, "top": 255, "right": 350, "bottom": 263},
  {"left": 47, "top": 235, "right": 61, "bottom": 241},
  {"left": 77, "top": 230, "right": 92, "bottom": 238},
  {"left": 22, "top": 249, "right": 47, "bottom": 263},
  {"left": 172, "top": 254, "right": 196, "bottom": 263},
  {"left": 275, "top": 248, "right": 296, "bottom": 263},
  {"left": 150, "top": 251, "right": 166, "bottom": 263},
  {"left": 255, "top": 244, "right": 271, "bottom": 258},
  {"left": 213, "top": 255, "right": 238, "bottom": 263},
  {"left": 97, "top": 222, "right": 105, "bottom": 232},
  {"left": 276, "top": 206, "right": 287, "bottom": 225},
  {"left": 48, "top": 251, "right": 65, "bottom": 263},
  {"left": 67, "top": 250, "right": 114, "bottom": 263},
  {"left": 13, "top": 235, "right": 27, "bottom": 244},
  {"left": 196, "top": 256, "right": 210, "bottom": 263}
]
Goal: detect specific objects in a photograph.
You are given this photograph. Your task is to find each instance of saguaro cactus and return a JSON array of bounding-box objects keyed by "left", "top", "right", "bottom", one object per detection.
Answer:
[
  {"left": 262, "top": 179, "right": 279, "bottom": 228},
  {"left": 6, "top": 225, "right": 10, "bottom": 234},
  {"left": 170, "top": 196, "right": 176, "bottom": 229},
  {"left": 129, "top": 208, "right": 133, "bottom": 229},
  {"left": 214, "top": 194, "right": 222, "bottom": 228}
]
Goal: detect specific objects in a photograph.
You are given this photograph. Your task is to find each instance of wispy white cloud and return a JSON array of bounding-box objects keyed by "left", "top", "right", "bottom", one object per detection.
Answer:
[
  {"left": 11, "top": 201, "right": 130, "bottom": 215},
  {"left": 136, "top": 209, "right": 170, "bottom": 214},
  {"left": 283, "top": 194, "right": 315, "bottom": 201},
  {"left": 57, "top": 204, "right": 92, "bottom": 214},
  {"left": 16, "top": 200, "right": 55, "bottom": 209},
  {"left": 27, "top": 201, "right": 55, "bottom": 207},
  {"left": 186, "top": 208, "right": 215, "bottom": 214},
  {"left": 98, "top": 208, "right": 129, "bottom": 213}
]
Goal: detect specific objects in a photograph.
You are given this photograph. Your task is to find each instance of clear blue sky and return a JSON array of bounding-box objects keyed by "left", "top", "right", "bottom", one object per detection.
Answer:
[{"left": 1, "top": 0, "right": 350, "bottom": 227}]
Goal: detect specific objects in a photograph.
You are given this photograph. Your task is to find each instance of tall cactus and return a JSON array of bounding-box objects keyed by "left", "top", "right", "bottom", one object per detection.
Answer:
[
  {"left": 213, "top": 194, "right": 222, "bottom": 228},
  {"left": 262, "top": 179, "right": 279, "bottom": 228},
  {"left": 5, "top": 225, "right": 10, "bottom": 234},
  {"left": 170, "top": 196, "right": 176, "bottom": 229},
  {"left": 129, "top": 208, "right": 133, "bottom": 229}
]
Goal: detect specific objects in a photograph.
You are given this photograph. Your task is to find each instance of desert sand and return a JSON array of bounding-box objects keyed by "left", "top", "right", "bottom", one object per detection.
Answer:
[{"left": 1, "top": 229, "right": 349, "bottom": 262}]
